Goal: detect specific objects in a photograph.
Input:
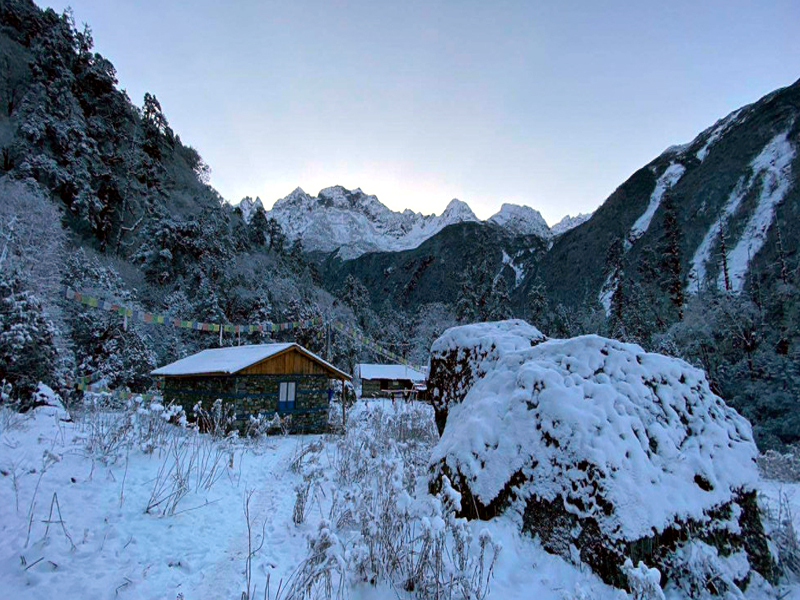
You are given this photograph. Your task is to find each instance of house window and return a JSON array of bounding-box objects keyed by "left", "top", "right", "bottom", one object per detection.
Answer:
[{"left": 279, "top": 381, "right": 296, "bottom": 411}]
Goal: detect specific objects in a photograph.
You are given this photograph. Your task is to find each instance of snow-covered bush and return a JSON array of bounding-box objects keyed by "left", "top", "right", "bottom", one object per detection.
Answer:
[
  {"left": 623, "top": 559, "right": 665, "bottom": 600},
  {"left": 77, "top": 392, "right": 186, "bottom": 461},
  {"left": 245, "top": 411, "right": 292, "bottom": 438},
  {"left": 429, "top": 332, "right": 776, "bottom": 593},
  {"left": 192, "top": 398, "right": 236, "bottom": 437},
  {"left": 662, "top": 542, "right": 753, "bottom": 599},
  {"left": 427, "top": 319, "right": 546, "bottom": 435}
]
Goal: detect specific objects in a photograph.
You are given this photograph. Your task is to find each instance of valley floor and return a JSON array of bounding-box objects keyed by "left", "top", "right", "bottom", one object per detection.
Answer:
[{"left": 0, "top": 400, "right": 797, "bottom": 600}]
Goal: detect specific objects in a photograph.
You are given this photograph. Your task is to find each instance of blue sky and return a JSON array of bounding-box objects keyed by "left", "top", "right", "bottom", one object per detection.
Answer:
[{"left": 47, "top": 0, "right": 800, "bottom": 224}]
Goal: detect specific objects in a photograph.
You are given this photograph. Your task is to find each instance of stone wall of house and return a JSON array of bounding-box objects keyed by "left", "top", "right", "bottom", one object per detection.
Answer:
[
  {"left": 360, "top": 379, "right": 416, "bottom": 398},
  {"left": 360, "top": 380, "right": 384, "bottom": 398},
  {"left": 162, "top": 374, "right": 332, "bottom": 433}
]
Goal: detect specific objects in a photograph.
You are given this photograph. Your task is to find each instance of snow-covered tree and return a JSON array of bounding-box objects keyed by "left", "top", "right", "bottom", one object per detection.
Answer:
[{"left": 0, "top": 275, "right": 58, "bottom": 402}]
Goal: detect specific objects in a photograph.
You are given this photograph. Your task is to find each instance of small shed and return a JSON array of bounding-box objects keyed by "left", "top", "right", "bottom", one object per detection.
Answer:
[
  {"left": 357, "top": 363, "right": 426, "bottom": 399},
  {"left": 152, "top": 343, "right": 351, "bottom": 433}
]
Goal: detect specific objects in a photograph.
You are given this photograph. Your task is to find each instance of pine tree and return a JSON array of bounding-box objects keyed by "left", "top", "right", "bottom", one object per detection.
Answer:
[
  {"left": 0, "top": 276, "right": 58, "bottom": 402},
  {"left": 526, "top": 276, "right": 547, "bottom": 325},
  {"left": 456, "top": 262, "right": 483, "bottom": 322},
  {"left": 718, "top": 222, "right": 731, "bottom": 292},
  {"left": 267, "top": 218, "right": 286, "bottom": 254},
  {"left": 248, "top": 205, "right": 268, "bottom": 247},
  {"left": 660, "top": 194, "right": 684, "bottom": 320}
]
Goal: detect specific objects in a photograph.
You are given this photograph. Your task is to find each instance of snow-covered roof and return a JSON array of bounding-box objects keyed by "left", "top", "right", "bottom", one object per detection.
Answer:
[
  {"left": 152, "top": 343, "right": 350, "bottom": 379},
  {"left": 357, "top": 363, "right": 426, "bottom": 382}
]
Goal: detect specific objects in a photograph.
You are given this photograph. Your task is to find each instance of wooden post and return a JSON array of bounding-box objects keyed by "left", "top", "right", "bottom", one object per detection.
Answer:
[{"left": 341, "top": 378, "right": 347, "bottom": 431}]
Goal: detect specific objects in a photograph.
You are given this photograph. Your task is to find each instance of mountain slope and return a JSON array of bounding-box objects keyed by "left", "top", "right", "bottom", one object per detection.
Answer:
[
  {"left": 321, "top": 221, "right": 548, "bottom": 310},
  {"left": 535, "top": 79, "right": 800, "bottom": 309}
]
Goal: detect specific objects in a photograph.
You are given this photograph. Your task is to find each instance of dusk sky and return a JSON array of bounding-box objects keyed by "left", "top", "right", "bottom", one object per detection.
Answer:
[{"left": 47, "top": 0, "right": 799, "bottom": 224}]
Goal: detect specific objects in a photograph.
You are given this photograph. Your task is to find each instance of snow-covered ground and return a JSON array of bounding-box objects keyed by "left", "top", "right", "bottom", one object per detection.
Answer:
[{"left": 0, "top": 397, "right": 797, "bottom": 600}]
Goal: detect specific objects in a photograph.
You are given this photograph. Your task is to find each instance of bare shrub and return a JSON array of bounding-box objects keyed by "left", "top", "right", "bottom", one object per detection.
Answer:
[
  {"left": 192, "top": 399, "right": 236, "bottom": 437},
  {"left": 76, "top": 393, "right": 186, "bottom": 462},
  {"left": 246, "top": 412, "right": 292, "bottom": 439},
  {"left": 145, "top": 431, "right": 229, "bottom": 516},
  {"left": 758, "top": 448, "right": 800, "bottom": 482},
  {"left": 242, "top": 490, "right": 268, "bottom": 600},
  {"left": 763, "top": 490, "right": 800, "bottom": 580},
  {"left": 285, "top": 401, "right": 500, "bottom": 600}
]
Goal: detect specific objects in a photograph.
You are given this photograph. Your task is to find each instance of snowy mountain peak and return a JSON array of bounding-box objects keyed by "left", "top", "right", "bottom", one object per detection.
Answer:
[
  {"left": 265, "top": 186, "right": 482, "bottom": 259},
  {"left": 259, "top": 186, "right": 588, "bottom": 259},
  {"left": 550, "top": 212, "right": 593, "bottom": 236},
  {"left": 237, "top": 196, "right": 264, "bottom": 223},
  {"left": 441, "top": 198, "right": 479, "bottom": 222},
  {"left": 488, "top": 203, "right": 550, "bottom": 237}
]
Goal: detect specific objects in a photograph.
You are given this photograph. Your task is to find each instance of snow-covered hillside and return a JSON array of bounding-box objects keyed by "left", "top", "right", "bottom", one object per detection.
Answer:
[{"left": 238, "top": 186, "right": 589, "bottom": 259}]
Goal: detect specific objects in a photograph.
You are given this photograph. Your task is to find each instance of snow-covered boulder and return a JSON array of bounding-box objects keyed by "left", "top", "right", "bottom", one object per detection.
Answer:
[
  {"left": 30, "top": 382, "right": 69, "bottom": 419},
  {"left": 427, "top": 320, "right": 546, "bottom": 435},
  {"left": 429, "top": 334, "right": 775, "bottom": 591}
]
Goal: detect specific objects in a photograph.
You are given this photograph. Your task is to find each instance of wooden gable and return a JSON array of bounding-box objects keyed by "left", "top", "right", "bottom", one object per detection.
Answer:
[{"left": 239, "top": 346, "right": 347, "bottom": 379}]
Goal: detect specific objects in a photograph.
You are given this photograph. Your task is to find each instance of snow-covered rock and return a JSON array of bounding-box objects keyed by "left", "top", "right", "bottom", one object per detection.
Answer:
[
  {"left": 31, "top": 382, "right": 69, "bottom": 419},
  {"left": 488, "top": 203, "right": 551, "bottom": 238},
  {"left": 551, "top": 212, "right": 593, "bottom": 236},
  {"left": 427, "top": 320, "right": 547, "bottom": 435},
  {"left": 237, "top": 196, "right": 264, "bottom": 223},
  {"left": 429, "top": 330, "right": 775, "bottom": 591}
]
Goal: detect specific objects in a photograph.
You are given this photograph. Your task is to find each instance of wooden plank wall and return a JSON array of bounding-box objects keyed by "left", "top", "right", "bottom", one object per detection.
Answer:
[{"left": 241, "top": 348, "right": 333, "bottom": 376}]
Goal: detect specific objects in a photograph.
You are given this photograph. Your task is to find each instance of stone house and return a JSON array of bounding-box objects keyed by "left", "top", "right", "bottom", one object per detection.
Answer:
[{"left": 152, "top": 343, "right": 351, "bottom": 433}]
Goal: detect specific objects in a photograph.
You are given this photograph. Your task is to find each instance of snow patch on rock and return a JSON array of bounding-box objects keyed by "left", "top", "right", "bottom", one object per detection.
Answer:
[
  {"left": 688, "top": 130, "right": 795, "bottom": 293},
  {"left": 500, "top": 250, "right": 525, "bottom": 288},
  {"left": 725, "top": 131, "right": 795, "bottom": 291},
  {"left": 599, "top": 162, "right": 685, "bottom": 315},
  {"left": 237, "top": 196, "right": 264, "bottom": 223},
  {"left": 695, "top": 109, "right": 745, "bottom": 162},
  {"left": 626, "top": 162, "right": 686, "bottom": 251}
]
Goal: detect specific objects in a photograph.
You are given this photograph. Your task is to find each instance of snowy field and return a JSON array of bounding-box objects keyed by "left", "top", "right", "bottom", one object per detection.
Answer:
[{"left": 0, "top": 397, "right": 798, "bottom": 600}]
